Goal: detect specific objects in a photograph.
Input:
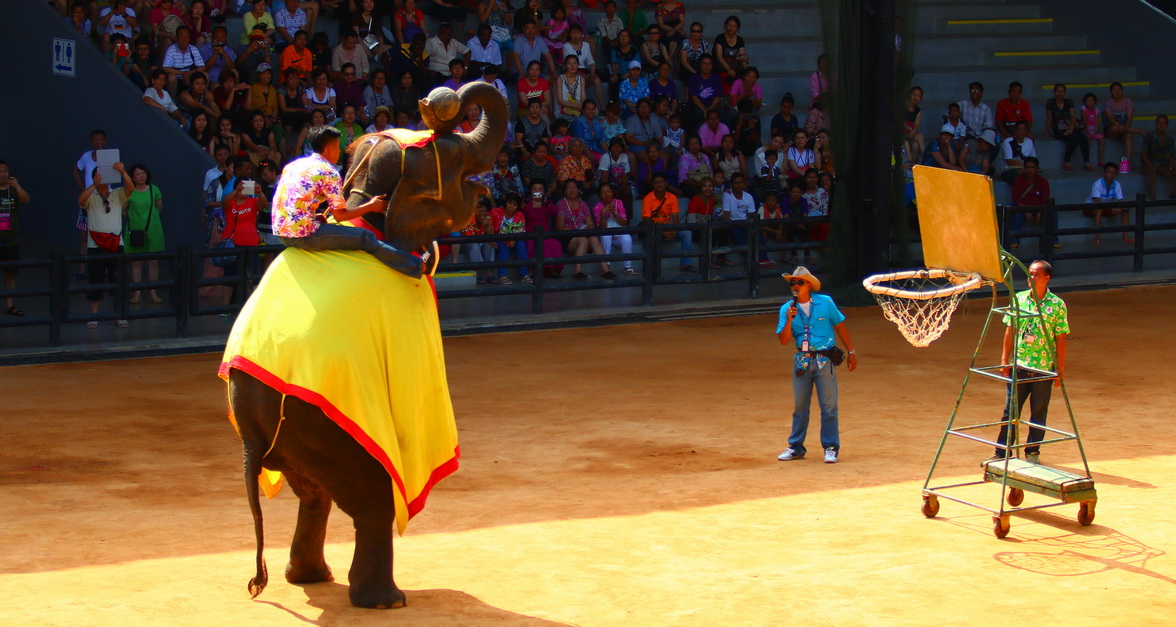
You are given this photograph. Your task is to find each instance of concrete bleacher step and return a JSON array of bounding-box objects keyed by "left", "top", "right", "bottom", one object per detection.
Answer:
[
  {"left": 912, "top": 65, "right": 1139, "bottom": 103},
  {"left": 941, "top": 18, "right": 1055, "bottom": 36},
  {"left": 916, "top": 3, "right": 1043, "bottom": 33},
  {"left": 986, "top": 49, "right": 1101, "bottom": 67},
  {"left": 912, "top": 33, "right": 1089, "bottom": 60}
]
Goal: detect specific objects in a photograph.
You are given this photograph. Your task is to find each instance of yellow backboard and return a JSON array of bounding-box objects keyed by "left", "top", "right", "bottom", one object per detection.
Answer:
[{"left": 913, "top": 166, "right": 1003, "bottom": 281}]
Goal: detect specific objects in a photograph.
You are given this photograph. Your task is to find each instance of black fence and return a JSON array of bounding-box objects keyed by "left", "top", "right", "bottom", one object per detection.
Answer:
[
  {"left": 999, "top": 194, "right": 1176, "bottom": 271},
  {"left": 0, "top": 216, "right": 828, "bottom": 348}
]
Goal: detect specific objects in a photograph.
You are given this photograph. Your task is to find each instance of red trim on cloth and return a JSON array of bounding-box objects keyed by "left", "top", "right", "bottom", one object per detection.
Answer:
[{"left": 218, "top": 356, "right": 460, "bottom": 522}]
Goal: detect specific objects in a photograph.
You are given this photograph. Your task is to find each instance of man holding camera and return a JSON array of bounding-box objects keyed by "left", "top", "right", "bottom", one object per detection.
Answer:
[
  {"left": 776, "top": 266, "right": 858, "bottom": 463},
  {"left": 199, "top": 25, "right": 237, "bottom": 85}
]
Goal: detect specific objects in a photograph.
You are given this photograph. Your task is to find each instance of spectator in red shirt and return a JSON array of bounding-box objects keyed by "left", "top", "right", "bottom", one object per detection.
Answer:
[
  {"left": 1008, "top": 156, "right": 1054, "bottom": 249},
  {"left": 220, "top": 165, "right": 267, "bottom": 307},
  {"left": 996, "top": 81, "right": 1033, "bottom": 140}
]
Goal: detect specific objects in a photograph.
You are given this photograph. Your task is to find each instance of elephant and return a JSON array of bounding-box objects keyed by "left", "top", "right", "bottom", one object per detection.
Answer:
[{"left": 225, "top": 81, "right": 508, "bottom": 609}]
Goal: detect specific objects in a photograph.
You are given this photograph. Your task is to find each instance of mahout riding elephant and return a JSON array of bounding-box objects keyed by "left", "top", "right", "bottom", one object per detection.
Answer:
[{"left": 223, "top": 82, "right": 508, "bottom": 609}]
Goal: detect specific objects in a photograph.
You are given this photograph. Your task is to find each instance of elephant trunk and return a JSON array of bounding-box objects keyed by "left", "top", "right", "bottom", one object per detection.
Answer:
[{"left": 455, "top": 82, "right": 509, "bottom": 177}]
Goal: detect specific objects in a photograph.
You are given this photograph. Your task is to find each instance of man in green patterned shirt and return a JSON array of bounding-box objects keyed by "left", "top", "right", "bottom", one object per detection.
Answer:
[{"left": 992, "top": 260, "right": 1068, "bottom": 464}]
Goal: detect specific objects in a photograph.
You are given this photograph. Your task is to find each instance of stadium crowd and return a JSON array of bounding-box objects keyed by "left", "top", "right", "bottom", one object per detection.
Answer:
[
  {"left": 47, "top": 0, "right": 839, "bottom": 294},
  {"left": 27, "top": 0, "right": 1172, "bottom": 322}
]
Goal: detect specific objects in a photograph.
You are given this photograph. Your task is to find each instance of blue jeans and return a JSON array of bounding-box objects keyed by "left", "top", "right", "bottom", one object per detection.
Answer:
[
  {"left": 995, "top": 371, "right": 1052, "bottom": 456},
  {"left": 789, "top": 361, "right": 839, "bottom": 455},
  {"left": 281, "top": 224, "right": 422, "bottom": 278},
  {"left": 496, "top": 240, "right": 530, "bottom": 278},
  {"left": 665, "top": 229, "right": 695, "bottom": 268},
  {"left": 1009, "top": 208, "right": 1058, "bottom": 246},
  {"left": 728, "top": 222, "right": 769, "bottom": 263}
]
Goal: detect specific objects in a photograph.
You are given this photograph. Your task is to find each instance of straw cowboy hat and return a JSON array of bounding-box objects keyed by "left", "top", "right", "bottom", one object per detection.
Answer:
[{"left": 782, "top": 266, "right": 821, "bottom": 292}]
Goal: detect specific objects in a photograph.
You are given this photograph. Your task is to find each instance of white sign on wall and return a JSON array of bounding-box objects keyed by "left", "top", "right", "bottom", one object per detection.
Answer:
[{"left": 53, "top": 37, "right": 76, "bottom": 77}]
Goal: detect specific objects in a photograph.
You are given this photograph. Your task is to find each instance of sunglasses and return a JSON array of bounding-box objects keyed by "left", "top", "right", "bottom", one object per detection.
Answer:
[{"left": 789, "top": 279, "right": 807, "bottom": 286}]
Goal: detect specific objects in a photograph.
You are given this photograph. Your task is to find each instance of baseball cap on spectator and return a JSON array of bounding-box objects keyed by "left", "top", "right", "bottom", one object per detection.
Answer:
[
  {"left": 939, "top": 123, "right": 955, "bottom": 136},
  {"left": 978, "top": 129, "right": 996, "bottom": 145},
  {"left": 250, "top": 28, "right": 268, "bottom": 41},
  {"left": 374, "top": 105, "right": 392, "bottom": 117},
  {"left": 257, "top": 63, "right": 273, "bottom": 73},
  {"left": 628, "top": 60, "right": 642, "bottom": 70}
]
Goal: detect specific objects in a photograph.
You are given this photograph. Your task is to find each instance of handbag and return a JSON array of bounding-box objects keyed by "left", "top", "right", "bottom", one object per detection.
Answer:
[
  {"left": 211, "top": 238, "right": 237, "bottom": 268},
  {"left": 490, "top": 24, "right": 511, "bottom": 43},
  {"left": 89, "top": 230, "right": 122, "bottom": 254},
  {"left": 129, "top": 187, "right": 154, "bottom": 249}
]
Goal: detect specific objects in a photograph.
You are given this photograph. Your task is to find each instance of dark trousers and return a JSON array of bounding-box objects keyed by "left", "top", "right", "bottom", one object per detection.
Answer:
[
  {"left": 995, "top": 369, "right": 1053, "bottom": 456},
  {"left": 1053, "top": 129, "right": 1090, "bottom": 164},
  {"left": 281, "top": 224, "right": 423, "bottom": 278},
  {"left": 86, "top": 246, "right": 121, "bottom": 302}
]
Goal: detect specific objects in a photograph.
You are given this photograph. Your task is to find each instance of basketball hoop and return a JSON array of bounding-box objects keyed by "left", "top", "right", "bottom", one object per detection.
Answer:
[{"left": 862, "top": 269, "right": 986, "bottom": 347}]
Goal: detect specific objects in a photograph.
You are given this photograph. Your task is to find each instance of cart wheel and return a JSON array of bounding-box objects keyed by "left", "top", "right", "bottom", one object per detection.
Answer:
[
  {"left": 993, "top": 515, "right": 1011, "bottom": 539},
  {"left": 1006, "top": 488, "right": 1024, "bottom": 507},
  {"left": 1078, "top": 501, "right": 1096, "bottom": 526},
  {"left": 921, "top": 495, "right": 940, "bottom": 518}
]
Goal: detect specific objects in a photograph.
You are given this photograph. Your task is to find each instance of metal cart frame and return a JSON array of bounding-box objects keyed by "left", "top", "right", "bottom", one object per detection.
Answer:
[{"left": 920, "top": 252, "right": 1097, "bottom": 538}]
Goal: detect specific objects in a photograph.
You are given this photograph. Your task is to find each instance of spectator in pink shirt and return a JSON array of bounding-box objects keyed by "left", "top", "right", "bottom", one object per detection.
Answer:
[{"left": 698, "top": 109, "right": 730, "bottom": 158}]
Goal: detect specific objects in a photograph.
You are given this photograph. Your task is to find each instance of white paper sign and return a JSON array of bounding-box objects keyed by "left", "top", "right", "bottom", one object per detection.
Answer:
[
  {"left": 53, "top": 38, "right": 76, "bottom": 77},
  {"left": 94, "top": 149, "right": 120, "bottom": 184}
]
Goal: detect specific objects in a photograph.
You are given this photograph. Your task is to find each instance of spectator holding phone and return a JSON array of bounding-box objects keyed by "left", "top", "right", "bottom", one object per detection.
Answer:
[{"left": 0, "top": 160, "right": 31, "bottom": 317}]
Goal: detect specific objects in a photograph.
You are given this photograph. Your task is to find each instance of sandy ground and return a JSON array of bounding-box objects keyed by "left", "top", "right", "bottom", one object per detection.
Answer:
[{"left": 1, "top": 285, "right": 1174, "bottom": 626}]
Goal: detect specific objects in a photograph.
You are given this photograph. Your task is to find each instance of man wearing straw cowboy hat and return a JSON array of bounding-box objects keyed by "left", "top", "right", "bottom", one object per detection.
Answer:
[{"left": 776, "top": 266, "right": 858, "bottom": 463}]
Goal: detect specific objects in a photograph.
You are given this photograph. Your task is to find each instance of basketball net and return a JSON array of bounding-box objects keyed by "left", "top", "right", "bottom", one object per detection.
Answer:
[{"left": 862, "top": 269, "right": 985, "bottom": 347}]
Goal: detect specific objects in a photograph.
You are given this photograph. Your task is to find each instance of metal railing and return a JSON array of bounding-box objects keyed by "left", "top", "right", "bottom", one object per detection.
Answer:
[
  {"left": 0, "top": 216, "right": 826, "bottom": 348},
  {"left": 999, "top": 194, "right": 1176, "bottom": 270}
]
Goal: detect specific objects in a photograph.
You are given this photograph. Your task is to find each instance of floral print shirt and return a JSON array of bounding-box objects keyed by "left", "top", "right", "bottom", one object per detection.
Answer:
[
  {"left": 272, "top": 152, "right": 347, "bottom": 238},
  {"left": 1003, "top": 289, "right": 1069, "bottom": 371}
]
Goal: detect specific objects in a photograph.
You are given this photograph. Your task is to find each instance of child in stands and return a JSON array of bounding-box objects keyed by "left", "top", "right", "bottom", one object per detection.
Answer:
[{"left": 1081, "top": 92, "right": 1106, "bottom": 167}]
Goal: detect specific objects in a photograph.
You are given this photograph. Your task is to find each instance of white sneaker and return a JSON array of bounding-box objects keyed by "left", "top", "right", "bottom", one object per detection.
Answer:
[
  {"left": 824, "top": 448, "right": 839, "bottom": 463},
  {"left": 777, "top": 447, "right": 804, "bottom": 461}
]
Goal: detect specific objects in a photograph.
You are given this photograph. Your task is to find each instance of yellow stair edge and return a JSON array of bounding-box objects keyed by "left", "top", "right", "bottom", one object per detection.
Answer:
[
  {"left": 995, "top": 50, "right": 1099, "bottom": 57},
  {"left": 947, "top": 18, "right": 1053, "bottom": 25},
  {"left": 1039, "top": 81, "right": 1149, "bottom": 90}
]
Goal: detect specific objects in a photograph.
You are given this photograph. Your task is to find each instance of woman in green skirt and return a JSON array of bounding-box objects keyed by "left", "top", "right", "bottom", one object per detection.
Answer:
[{"left": 125, "top": 163, "right": 165, "bottom": 304}]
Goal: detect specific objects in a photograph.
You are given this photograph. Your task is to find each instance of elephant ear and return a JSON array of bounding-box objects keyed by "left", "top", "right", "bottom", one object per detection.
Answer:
[{"left": 419, "top": 88, "right": 463, "bottom": 135}]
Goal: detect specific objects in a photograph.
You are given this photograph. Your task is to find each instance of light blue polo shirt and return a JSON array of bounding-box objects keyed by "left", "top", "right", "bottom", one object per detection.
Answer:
[{"left": 776, "top": 293, "right": 846, "bottom": 351}]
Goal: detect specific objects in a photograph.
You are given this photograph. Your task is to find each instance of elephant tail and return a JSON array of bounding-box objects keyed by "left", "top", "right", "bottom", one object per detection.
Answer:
[{"left": 244, "top": 440, "right": 268, "bottom": 598}]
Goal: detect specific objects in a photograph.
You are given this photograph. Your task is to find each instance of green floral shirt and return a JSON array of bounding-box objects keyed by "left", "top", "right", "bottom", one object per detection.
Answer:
[{"left": 1003, "top": 289, "right": 1069, "bottom": 371}]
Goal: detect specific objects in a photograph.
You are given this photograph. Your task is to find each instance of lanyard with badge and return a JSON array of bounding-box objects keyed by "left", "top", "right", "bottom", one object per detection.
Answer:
[{"left": 796, "top": 302, "right": 811, "bottom": 353}]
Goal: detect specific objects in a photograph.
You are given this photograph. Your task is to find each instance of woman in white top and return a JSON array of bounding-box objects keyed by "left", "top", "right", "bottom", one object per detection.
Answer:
[
  {"left": 142, "top": 69, "right": 186, "bottom": 126},
  {"left": 303, "top": 68, "right": 337, "bottom": 123},
  {"left": 786, "top": 128, "right": 821, "bottom": 180}
]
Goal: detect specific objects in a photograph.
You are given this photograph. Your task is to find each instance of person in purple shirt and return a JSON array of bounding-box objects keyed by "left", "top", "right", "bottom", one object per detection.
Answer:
[
  {"left": 333, "top": 63, "right": 367, "bottom": 124},
  {"left": 197, "top": 25, "right": 237, "bottom": 85},
  {"left": 688, "top": 54, "right": 723, "bottom": 131}
]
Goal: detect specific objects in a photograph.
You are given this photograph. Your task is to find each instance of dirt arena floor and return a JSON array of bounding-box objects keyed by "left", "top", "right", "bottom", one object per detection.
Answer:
[{"left": 2, "top": 285, "right": 1174, "bottom": 625}]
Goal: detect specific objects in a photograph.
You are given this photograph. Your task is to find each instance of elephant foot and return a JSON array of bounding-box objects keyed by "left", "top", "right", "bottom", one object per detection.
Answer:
[
  {"left": 349, "top": 584, "right": 406, "bottom": 610},
  {"left": 285, "top": 561, "right": 334, "bottom": 584}
]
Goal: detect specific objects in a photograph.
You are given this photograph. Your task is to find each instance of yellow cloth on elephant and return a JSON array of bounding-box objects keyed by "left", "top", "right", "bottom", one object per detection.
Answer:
[{"left": 219, "top": 247, "right": 459, "bottom": 535}]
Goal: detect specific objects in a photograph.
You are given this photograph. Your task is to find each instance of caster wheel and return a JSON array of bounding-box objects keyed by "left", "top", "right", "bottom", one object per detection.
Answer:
[
  {"left": 1007, "top": 488, "right": 1024, "bottom": 507},
  {"left": 921, "top": 495, "right": 940, "bottom": 518},
  {"left": 1078, "top": 501, "right": 1096, "bottom": 526},
  {"left": 993, "top": 515, "right": 1011, "bottom": 539}
]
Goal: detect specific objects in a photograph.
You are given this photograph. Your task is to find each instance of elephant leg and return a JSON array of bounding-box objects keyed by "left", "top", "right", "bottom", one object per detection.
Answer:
[
  {"left": 345, "top": 506, "right": 404, "bottom": 609},
  {"left": 283, "top": 471, "right": 334, "bottom": 585}
]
